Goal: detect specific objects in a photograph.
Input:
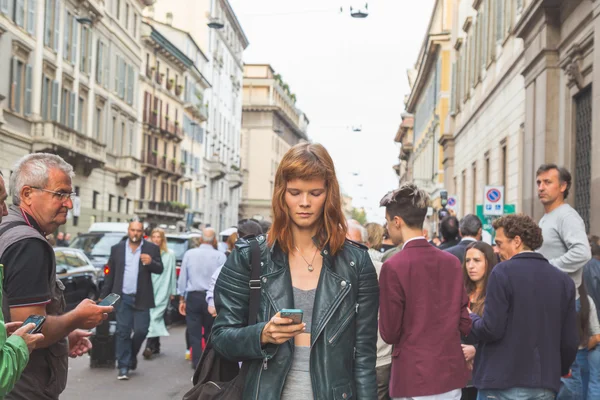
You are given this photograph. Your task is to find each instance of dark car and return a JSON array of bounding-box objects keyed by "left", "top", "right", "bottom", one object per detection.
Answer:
[
  {"left": 165, "top": 233, "right": 201, "bottom": 324},
  {"left": 69, "top": 232, "right": 127, "bottom": 289},
  {"left": 55, "top": 248, "right": 99, "bottom": 311}
]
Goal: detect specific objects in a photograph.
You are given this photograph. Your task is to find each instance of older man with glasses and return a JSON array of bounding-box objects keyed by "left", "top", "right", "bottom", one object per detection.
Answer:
[{"left": 0, "top": 153, "right": 113, "bottom": 400}]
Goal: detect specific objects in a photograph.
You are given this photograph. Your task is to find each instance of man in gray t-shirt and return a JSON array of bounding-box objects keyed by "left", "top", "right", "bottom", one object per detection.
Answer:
[{"left": 536, "top": 164, "right": 591, "bottom": 288}]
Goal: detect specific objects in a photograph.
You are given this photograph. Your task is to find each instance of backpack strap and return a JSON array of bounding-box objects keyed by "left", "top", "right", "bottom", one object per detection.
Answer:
[{"left": 247, "top": 239, "right": 262, "bottom": 326}]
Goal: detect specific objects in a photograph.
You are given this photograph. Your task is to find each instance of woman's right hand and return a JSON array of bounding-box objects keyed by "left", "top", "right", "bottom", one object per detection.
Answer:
[
  {"left": 260, "top": 312, "right": 306, "bottom": 345},
  {"left": 11, "top": 323, "right": 44, "bottom": 354}
]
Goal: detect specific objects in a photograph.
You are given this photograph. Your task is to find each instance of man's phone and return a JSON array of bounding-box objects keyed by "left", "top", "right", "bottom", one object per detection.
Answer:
[
  {"left": 280, "top": 309, "right": 303, "bottom": 324},
  {"left": 23, "top": 315, "right": 46, "bottom": 334},
  {"left": 98, "top": 293, "right": 121, "bottom": 307}
]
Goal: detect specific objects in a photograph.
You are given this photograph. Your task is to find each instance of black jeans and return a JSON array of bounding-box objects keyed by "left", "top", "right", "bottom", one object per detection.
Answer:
[
  {"left": 115, "top": 294, "right": 150, "bottom": 370},
  {"left": 186, "top": 291, "right": 214, "bottom": 368}
]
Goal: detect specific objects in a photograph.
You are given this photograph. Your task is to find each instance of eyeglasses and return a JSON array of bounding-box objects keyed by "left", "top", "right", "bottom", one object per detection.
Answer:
[{"left": 30, "top": 187, "right": 76, "bottom": 202}]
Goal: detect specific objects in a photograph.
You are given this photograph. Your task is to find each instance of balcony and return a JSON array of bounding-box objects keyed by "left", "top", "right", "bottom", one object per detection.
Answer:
[
  {"left": 227, "top": 169, "right": 243, "bottom": 189},
  {"left": 161, "top": 119, "right": 183, "bottom": 142},
  {"left": 116, "top": 156, "right": 141, "bottom": 186},
  {"left": 142, "top": 151, "right": 183, "bottom": 179},
  {"left": 135, "top": 200, "right": 186, "bottom": 221},
  {"left": 184, "top": 102, "right": 208, "bottom": 122},
  {"left": 204, "top": 156, "right": 227, "bottom": 180},
  {"left": 31, "top": 121, "right": 105, "bottom": 176}
]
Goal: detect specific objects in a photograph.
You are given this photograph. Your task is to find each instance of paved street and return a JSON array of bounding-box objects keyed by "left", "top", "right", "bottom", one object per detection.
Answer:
[{"left": 63, "top": 324, "right": 194, "bottom": 400}]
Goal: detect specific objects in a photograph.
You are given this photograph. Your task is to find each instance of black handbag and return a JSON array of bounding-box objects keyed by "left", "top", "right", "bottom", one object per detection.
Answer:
[{"left": 182, "top": 239, "right": 262, "bottom": 400}]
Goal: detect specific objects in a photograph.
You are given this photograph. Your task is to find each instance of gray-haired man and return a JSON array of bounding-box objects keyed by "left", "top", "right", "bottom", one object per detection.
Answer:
[
  {"left": 0, "top": 154, "right": 113, "bottom": 400},
  {"left": 178, "top": 227, "right": 226, "bottom": 368}
]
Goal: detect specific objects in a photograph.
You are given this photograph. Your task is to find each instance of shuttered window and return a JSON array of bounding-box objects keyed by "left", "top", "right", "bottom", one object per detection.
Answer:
[
  {"left": 96, "top": 40, "right": 104, "bottom": 84},
  {"left": 51, "top": 80, "right": 59, "bottom": 121},
  {"left": 496, "top": 0, "right": 505, "bottom": 43},
  {"left": 0, "top": 0, "right": 9, "bottom": 14},
  {"left": 9, "top": 58, "right": 33, "bottom": 115}
]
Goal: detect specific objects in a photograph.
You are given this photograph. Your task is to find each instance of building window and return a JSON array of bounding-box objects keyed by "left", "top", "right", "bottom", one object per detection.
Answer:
[
  {"left": 116, "top": 0, "right": 120, "bottom": 20},
  {"left": 95, "top": 105, "right": 103, "bottom": 141},
  {"left": 96, "top": 40, "right": 104, "bottom": 84},
  {"left": 501, "top": 142, "right": 507, "bottom": 188},
  {"left": 60, "top": 87, "right": 75, "bottom": 129},
  {"left": 9, "top": 58, "right": 32, "bottom": 116},
  {"left": 108, "top": 194, "right": 114, "bottom": 211},
  {"left": 14, "top": 0, "right": 36, "bottom": 34},
  {"left": 44, "top": 0, "right": 60, "bottom": 50},
  {"left": 496, "top": 0, "right": 505, "bottom": 43},
  {"left": 78, "top": 95, "right": 85, "bottom": 133},
  {"left": 107, "top": 116, "right": 116, "bottom": 153},
  {"left": 92, "top": 190, "right": 99, "bottom": 209},
  {"left": 126, "top": 199, "right": 131, "bottom": 214},
  {"left": 133, "top": 14, "right": 137, "bottom": 37},
  {"left": 63, "top": 11, "right": 78, "bottom": 64},
  {"left": 461, "top": 170, "right": 467, "bottom": 217},
  {"left": 125, "top": 3, "right": 129, "bottom": 30},
  {"left": 472, "top": 162, "right": 477, "bottom": 212},
  {"left": 484, "top": 153, "right": 490, "bottom": 186},
  {"left": 120, "top": 122, "right": 125, "bottom": 155},
  {"left": 140, "top": 177, "right": 146, "bottom": 199},
  {"left": 80, "top": 26, "right": 92, "bottom": 73},
  {"left": 117, "top": 196, "right": 122, "bottom": 213}
]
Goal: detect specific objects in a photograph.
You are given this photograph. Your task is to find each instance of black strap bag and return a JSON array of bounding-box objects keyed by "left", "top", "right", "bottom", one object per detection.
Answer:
[{"left": 182, "top": 239, "right": 262, "bottom": 400}]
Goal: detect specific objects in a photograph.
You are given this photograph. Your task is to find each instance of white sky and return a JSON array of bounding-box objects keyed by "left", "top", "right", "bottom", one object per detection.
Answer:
[{"left": 230, "top": 0, "right": 436, "bottom": 222}]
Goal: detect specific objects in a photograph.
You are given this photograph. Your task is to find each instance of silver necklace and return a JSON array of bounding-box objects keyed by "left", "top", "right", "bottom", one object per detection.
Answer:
[{"left": 294, "top": 245, "right": 319, "bottom": 272}]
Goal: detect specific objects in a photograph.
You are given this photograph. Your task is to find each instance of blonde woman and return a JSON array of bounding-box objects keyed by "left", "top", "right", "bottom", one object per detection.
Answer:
[
  {"left": 365, "top": 222, "right": 385, "bottom": 262},
  {"left": 143, "top": 228, "right": 177, "bottom": 359}
]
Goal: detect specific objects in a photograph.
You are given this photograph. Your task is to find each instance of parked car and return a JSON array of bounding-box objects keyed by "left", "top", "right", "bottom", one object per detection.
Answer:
[
  {"left": 165, "top": 233, "right": 201, "bottom": 325},
  {"left": 55, "top": 248, "right": 100, "bottom": 311},
  {"left": 69, "top": 232, "right": 127, "bottom": 289}
]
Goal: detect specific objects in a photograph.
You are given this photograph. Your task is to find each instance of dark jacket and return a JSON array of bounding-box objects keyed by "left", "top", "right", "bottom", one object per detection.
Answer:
[
  {"left": 469, "top": 252, "right": 578, "bottom": 393},
  {"left": 584, "top": 258, "right": 600, "bottom": 322},
  {"left": 445, "top": 238, "right": 477, "bottom": 264},
  {"left": 211, "top": 235, "right": 379, "bottom": 400},
  {"left": 379, "top": 238, "right": 471, "bottom": 398},
  {"left": 438, "top": 238, "right": 460, "bottom": 250},
  {"left": 101, "top": 240, "right": 163, "bottom": 309}
]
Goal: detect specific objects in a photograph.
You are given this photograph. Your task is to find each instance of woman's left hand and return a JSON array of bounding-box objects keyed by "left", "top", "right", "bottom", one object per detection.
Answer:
[{"left": 461, "top": 344, "right": 476, "bottom": 362}]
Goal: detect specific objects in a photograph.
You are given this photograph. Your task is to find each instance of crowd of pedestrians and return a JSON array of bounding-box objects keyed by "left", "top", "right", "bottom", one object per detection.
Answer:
[{"left": 0, "top": 145, "right": 597, "bottom": 400}]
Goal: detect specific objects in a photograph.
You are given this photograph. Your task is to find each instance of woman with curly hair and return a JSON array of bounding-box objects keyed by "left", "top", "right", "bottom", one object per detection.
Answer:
[
  {"left": 211, "top": 143, "right": 379, "bottom": 399},
  {"left": 468, "top": 214, "right": 578, "bottom": 400}
]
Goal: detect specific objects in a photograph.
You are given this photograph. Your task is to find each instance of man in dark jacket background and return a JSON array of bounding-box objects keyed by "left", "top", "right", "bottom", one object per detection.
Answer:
[
  {"left": 438, "top": 216, "right": 461, "bottom": 250},
  {"left": 469, "top": 214, "right": 578, "bottom": 399},
  {"left": 100, "top": 220, "right": 163, "bottom": 381},
  {"left": 446, "top": 214, "right": 482, "bottom": 264}
]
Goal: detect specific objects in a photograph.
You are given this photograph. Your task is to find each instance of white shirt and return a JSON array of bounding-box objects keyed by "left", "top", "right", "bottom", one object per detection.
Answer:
[{"left": 402, "top": 236, "right": 426, "bottom": 249}]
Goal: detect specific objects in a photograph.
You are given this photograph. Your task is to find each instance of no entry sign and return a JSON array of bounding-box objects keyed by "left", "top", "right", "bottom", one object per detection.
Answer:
[{"left": 483, "top": 186, "right": 504, "bottom": 216}]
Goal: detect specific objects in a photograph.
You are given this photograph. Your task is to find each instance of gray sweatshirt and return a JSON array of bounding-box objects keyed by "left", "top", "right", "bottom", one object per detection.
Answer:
[{"left": 538, "top": 203, "right": 591, "bottom": 288}]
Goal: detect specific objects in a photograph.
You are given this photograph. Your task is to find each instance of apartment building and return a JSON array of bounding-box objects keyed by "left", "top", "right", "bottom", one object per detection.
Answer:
[
  {"left": 0, "top": 0, "right": 147, "bottom": 233},
  {"left": 239, "top": 64, "right": 309, "bottom": 220}
]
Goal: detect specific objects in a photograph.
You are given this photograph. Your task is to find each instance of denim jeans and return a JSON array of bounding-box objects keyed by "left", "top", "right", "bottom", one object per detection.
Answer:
[
  {"left": 477, "top": 387, "right": 555, "bottom": 400},
  {"left": 186, "top": 291, "right": 214, "bottom": 369},
  {"left": 115, "top": 294, "right": 150, "bottom": 370},
  {"left": 559, "top": 347, "right": 600, "bottom": 400}
]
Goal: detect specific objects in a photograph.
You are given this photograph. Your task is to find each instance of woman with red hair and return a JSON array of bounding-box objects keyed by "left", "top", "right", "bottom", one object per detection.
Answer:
[{"left": 211, "top": 143, "right": 379, "bottom": 399}]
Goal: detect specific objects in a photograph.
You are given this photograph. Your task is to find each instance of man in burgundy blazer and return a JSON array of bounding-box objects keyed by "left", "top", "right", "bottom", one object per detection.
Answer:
[{"left": 379, "top": 184, "right": 472, "bottom": 399}]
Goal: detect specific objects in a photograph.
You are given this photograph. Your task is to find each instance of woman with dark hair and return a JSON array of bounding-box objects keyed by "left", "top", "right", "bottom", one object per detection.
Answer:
[
  {"left": 460, "top": 241, "right": 497, "bottom": 400},
  {"left": 211, "top": 143, "right": 379, "bottom": 399}
]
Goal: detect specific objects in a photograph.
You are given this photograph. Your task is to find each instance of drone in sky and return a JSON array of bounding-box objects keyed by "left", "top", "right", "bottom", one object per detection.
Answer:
[{"left": 340, "top": 3, "right": 369, "bottom": 19}]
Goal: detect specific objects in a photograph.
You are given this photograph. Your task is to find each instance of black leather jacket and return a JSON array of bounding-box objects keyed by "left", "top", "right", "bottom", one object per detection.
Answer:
[{"left": 211, "top": 235, "right": 379, "bottom": 399}]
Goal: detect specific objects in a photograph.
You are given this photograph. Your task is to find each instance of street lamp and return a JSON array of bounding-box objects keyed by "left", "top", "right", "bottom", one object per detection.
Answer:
[{"left": 207, "top": 17, "right": 224, "bottom": 29}]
